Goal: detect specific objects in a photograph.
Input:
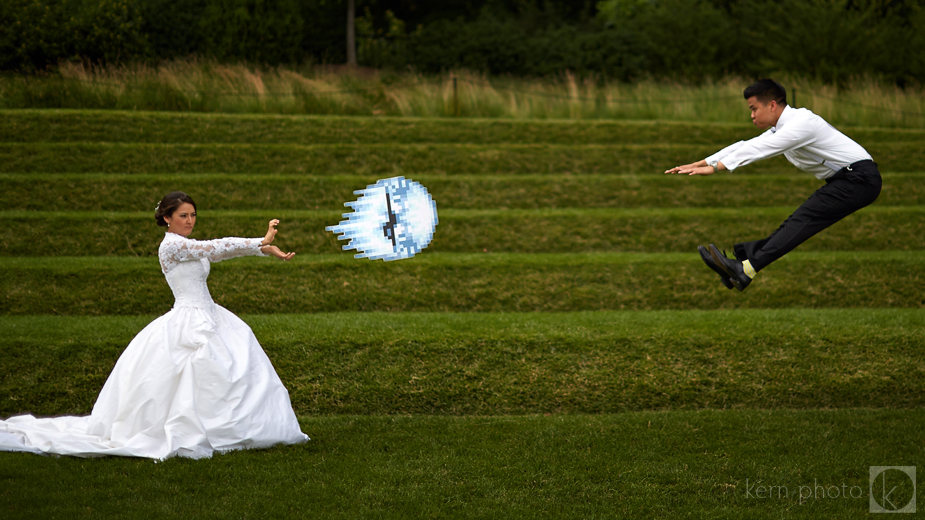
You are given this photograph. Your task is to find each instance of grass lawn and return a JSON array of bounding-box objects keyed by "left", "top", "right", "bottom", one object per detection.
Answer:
[
  {"left": 1, "top": 109, "right": 922, "bottom": 518},
  {"left": 2, "top": 411, "right": 922, "bottom": 519}
]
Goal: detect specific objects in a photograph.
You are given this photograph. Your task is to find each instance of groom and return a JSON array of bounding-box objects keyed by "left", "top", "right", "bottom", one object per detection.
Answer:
[{"left": 664, "top": 79, "right": 882, "bottom": 291}]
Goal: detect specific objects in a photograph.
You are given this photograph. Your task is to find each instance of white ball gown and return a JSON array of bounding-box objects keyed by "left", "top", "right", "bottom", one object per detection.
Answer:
[{"left": 0, "top": 232, "right": 309, "bottom": 459}]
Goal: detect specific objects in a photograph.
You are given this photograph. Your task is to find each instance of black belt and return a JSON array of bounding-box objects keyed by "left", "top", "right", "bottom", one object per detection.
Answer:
[{"left": 826, "top": 160, "right": 878, "bottom": 183}]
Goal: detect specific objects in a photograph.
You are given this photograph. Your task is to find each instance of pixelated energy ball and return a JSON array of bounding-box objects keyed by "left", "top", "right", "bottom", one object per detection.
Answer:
[{"left": 325, "top": 177, "right": 438, "bottom": 261}]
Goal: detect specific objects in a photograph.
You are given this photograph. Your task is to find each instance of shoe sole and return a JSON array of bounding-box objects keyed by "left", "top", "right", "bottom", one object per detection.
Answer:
[
  {"left": 708, "top": 244, "right": 748, "bottom": 292},
  {"left": 697, "top": 246, "right": 734, "bottom": 290}
]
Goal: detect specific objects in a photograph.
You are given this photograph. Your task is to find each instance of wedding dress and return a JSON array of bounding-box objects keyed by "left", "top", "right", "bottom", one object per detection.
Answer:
[{"left": 0, "top": 233, "right": 308, "bottom": 459}]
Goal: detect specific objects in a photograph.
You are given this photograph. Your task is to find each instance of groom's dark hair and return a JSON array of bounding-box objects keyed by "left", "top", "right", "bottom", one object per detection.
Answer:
[
  {"left": 155, "top": 191, "right": 197, "bottom": 227},
  {"left": 744, "top": 79, "right": 788, "bottom": 106}
]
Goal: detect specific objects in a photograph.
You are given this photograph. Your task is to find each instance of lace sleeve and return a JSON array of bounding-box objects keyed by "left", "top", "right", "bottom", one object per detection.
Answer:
[{"left": 159, "top": 234, "right": 267, "bottom": 273}]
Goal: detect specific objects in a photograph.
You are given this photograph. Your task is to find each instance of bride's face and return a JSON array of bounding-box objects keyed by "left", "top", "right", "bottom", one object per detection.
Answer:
[{"left": 165, "top": 202, "right": 197, "bottom": 237}]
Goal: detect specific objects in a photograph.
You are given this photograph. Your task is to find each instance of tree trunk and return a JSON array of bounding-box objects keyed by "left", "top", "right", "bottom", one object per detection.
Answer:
[{"left": 346, "top": 0, "right": 357, "bottom": 67}]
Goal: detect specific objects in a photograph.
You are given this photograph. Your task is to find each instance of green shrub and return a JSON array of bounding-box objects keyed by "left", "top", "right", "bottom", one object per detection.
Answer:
[
  {"left": 0, "top": 0, "right": 149, "bottom": 71},
  {"left": 137, "top": 0, "right": 208, "bottom": 60},
  {"left": 356, "top": 8, "right": 409, "bottom": 70},
  {"left": 406, "top": 15, "right": 646, "bottom": 80},
  {"left": 735, "top": 0, "right": 892, "bottom": 84},
  {"left": 198, "top": 0, "right": 304, "bottom": 65},
  {"left": 632, "top": 0, "right": 740, "bottom": 79},
  {"left": 69, "top": 0, "right": 149, "bottom": 65},
  {"left": 0, "top": 0, "right": 72, "bottom": 71}
]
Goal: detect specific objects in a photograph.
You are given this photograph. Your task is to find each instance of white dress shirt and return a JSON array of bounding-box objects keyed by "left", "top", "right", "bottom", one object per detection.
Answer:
[{"left": 705, "top": 105, "right": 873, "bottom": 180}]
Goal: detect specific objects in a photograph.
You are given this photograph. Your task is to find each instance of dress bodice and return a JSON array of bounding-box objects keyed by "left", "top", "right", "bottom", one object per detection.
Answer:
[
  {"left": 164, "top": 258, "right": 214, "bottom": 308},
  {"left": 159, "top": 233, "right": 266, "bottom": 309}
]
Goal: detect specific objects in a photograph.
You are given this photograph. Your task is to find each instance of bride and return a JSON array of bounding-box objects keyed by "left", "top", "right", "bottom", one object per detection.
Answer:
[{"left": 0, "top": 191, "right": 309, "bottom": 459}]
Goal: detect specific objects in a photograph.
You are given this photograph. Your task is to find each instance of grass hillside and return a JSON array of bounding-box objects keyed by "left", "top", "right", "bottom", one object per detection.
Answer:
[{"left": 1, "top": 109, "right": 922, "bottom": 519}]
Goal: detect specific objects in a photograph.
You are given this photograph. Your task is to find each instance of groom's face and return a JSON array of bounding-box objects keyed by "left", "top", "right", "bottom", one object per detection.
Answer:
[{"left": 747, "top": 96, "right": 779, "bottom": 129}]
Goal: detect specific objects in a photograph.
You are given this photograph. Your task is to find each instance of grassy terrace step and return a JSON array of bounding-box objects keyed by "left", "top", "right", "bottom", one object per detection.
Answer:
[
  {"left": 1, "top": 252, "right": 922, "bottom": 315},
  {"left": 1, "top": 310, "right": 923, "bottom": 416},
  {"left": 4, "top": 207, "right": 922, "bottom": 257},
  {"left": 3, "top": 173, "right": 923, "bottom": 211},
  {"left": 1, "top": 110, "right": 765, "bottom": 145},
  {"left": 2, "top": 142, "right": 922, "bottom": 175},
  {"left": 3, "top": 411, "right": 923, "bottom": 519},
  {"left": 4, "top": 109, "right": 923, "bottom": 144},
  {"left": 0, "top": 142, "right": 807, "bottom": 175},
  {"left": 4, "top": 142, "right": 924, "bottom": 174}
]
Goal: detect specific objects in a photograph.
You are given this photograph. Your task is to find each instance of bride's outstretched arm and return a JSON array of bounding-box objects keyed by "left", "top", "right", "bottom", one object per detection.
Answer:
[
  {"left": 162, "top": 236, "right": 266, "bottom": 267},
  {"left": 160, "top": 219, "right": 295, "bottom": 272}
]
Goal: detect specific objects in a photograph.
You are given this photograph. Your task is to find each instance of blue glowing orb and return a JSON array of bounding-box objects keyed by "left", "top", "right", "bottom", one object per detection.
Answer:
[{"left": 325, "top": 177, "right": 438, "bottom": 261}]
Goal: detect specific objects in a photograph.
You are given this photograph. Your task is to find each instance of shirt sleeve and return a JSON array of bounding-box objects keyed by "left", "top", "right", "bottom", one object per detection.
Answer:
[
  {"left": 709, "top": 125, "right": 816, "bottom": 171},
  {"left": 160, "top": 236, "right": 267, "bottom": 273},
  {"left": 704, "top": 140, "right": 748, "bottom": 165}
]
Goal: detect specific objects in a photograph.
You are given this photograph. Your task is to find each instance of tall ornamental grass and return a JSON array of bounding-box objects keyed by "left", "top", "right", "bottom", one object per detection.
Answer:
[{"left": 1, "top": 60, "right": 923, "bottom": 128}]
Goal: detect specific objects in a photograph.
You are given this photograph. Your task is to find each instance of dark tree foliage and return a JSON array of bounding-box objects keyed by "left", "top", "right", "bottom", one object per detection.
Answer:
[
  {"left": 1, "top": 0, "right": 150, "bottom": 71},
  {"left": 2, "top": 0, "right": 924, "bottom": 85},
  {"left": 407, "top": 15, "right": 645, "bottom": 80},
  {"left": 359, "top": 0, "right": 596, "bottom": 28},
  {"left": 199, "top": 0, "right": 305, "bottom": 65},
  {"left": 138, "top": 0, "right": 209, "bottom": 60},
  {"left": 301, "top": 1, "right": 350, "bottom": 64}
]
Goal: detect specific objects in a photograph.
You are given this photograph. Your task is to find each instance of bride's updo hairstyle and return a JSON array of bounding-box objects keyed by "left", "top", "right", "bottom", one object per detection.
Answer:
[{"left": 155, "top": 191, "right": 197, "bottom": 227}]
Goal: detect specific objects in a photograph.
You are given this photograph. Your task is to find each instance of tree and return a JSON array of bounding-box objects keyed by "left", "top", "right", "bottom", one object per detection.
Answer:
[{"left": 347, "top": 0, "right": 356, "bottom": 66}]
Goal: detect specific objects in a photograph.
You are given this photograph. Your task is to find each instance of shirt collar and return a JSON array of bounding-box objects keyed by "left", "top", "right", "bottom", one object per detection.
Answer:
[{"left": 771, "top": 105, "right": 794, "bottom": 133}]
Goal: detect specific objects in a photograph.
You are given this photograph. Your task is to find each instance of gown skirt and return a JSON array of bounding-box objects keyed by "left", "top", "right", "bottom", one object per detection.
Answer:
[{"left": 0, "top": 303, "right": 308, "bottom": 460}]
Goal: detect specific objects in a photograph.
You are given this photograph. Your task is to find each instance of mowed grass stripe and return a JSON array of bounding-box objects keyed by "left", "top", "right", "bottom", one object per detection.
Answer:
[
  {"left": 3, "top": 109, "right": 923, "bottom": 144},
  {"left": 2, "top": 252, "right": 922, "bottom": 315},
  {"left": 3, "top": 411, "right": 924, "bottom": 519},
  {"left": 2, "top": 309, "right": 923, "bottom": 416},
  {"left": 3, "top": 206, "right": 922, "bottom": 256},
  {"left": 0, "top": 142, "right": 804, "bottom": 175},
  {"left": 0, "top": 110, "right": 765, "bottom": 145},
  {"left": 6, "top": 205, "right": 924, "bottom": 218},
  {"left": 1, "top": 250, "right": 916, "bottom": 268},
  {"left": 3, "top": 142, "right": 920, "bottom": 174},
  {"left": 3, "top": 172, "right": 923, "bottom": 211}
]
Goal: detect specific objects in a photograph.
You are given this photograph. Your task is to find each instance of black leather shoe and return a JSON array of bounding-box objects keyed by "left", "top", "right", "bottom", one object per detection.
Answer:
[
  {"left": 698, "top": 245, "right": 734, "bottom": 289},
  {"left": 707, "top": 244, "right": 752, "bottom": 292}
]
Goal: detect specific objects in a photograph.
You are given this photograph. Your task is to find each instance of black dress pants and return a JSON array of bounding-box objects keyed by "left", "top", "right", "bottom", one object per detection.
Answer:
[{"left": 733, "top": 160, "right": 882, "bottom": 272}]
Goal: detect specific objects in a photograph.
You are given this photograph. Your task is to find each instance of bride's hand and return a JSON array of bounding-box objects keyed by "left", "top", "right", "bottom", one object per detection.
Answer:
[
  {"left": 261, "top": 245, "right": 296, "bottom": 261},
  {"left": 261, "top": 219, "right": 280, "bottom": 246}
]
